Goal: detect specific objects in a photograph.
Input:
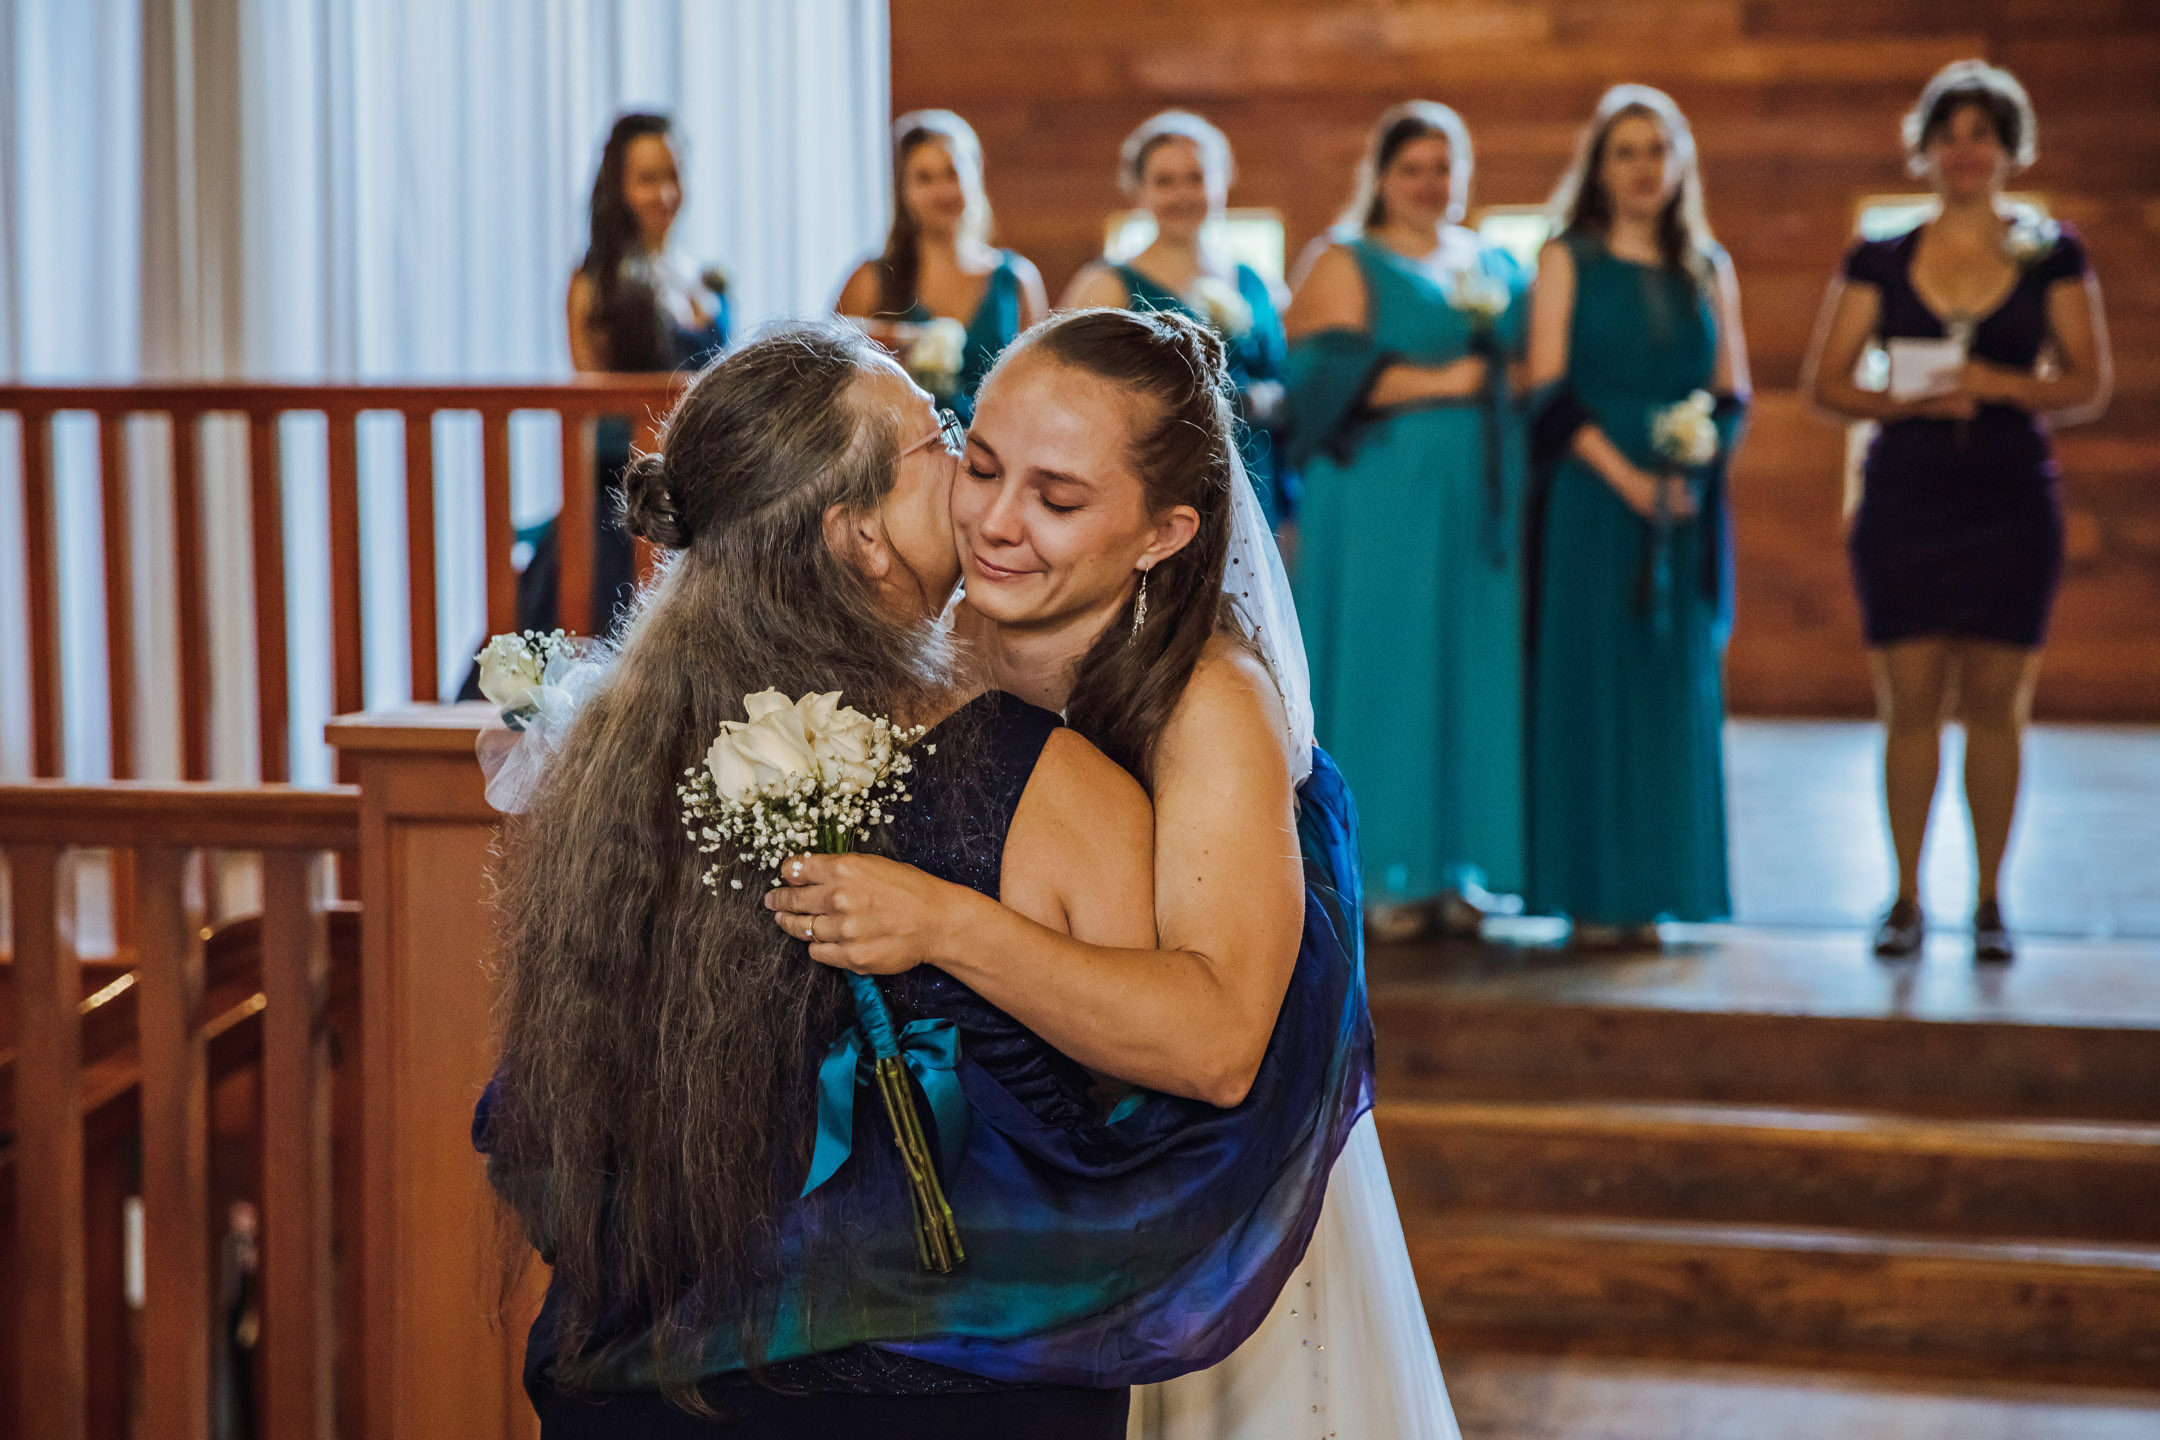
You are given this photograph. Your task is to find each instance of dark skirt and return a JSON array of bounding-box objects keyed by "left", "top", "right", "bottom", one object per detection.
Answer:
[
  {"left": 1848, "top": 411, "right": 2064, "bottom": 650},
  {"left": 532, "top": 1381, "right": 1130, "bottom": 1439}
]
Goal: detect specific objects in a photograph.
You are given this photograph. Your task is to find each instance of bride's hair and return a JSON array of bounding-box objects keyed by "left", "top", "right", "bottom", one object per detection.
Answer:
[
  {"left": 998, "top": 307, "right": 1239, "bottom": 789},
  {"left": 487, "top": 319, "right": 946, "bottom": 1406}
]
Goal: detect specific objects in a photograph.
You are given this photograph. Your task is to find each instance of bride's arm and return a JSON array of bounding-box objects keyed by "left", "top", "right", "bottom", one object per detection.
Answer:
[{"left": 768, "top": 651, "right": 1304, "bottom": 1107}]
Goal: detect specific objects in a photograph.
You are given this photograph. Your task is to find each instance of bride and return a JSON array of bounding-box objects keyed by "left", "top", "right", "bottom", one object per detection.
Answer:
[{"left": 770, "top": 307, "right": 1459, "bottom": 1438}]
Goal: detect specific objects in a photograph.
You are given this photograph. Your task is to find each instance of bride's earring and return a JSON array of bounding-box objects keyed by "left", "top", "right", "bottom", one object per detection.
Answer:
[{"left": 1131, "top": 569, "right": 1150, "bottom": 636}]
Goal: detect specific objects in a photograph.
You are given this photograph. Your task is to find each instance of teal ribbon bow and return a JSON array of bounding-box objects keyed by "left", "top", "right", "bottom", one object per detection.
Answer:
[{"left": 802, "top": 1013, "right": 968, "bottom": 1197}]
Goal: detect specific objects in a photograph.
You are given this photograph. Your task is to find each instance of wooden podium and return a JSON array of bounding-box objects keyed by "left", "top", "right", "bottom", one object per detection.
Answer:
[{"left": 327, "top": 705, "right": 538, "bottom": 1440}]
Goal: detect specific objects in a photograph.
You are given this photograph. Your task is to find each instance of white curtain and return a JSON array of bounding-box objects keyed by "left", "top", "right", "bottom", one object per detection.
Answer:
[{"left": 0, "top": 0, "right": 891, "bottom": 781}]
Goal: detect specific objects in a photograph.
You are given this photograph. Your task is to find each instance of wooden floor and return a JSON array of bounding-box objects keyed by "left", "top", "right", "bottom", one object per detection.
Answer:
[
  {"left": 1372, "top": 725, "right": 2160, "bottom": 1427},
  {"left": 1443, "top": 1352, "right": 2160, "bottom": 1440},
  {"left": 1724, "top": 720, "right": 2160, "bottom": 939}
]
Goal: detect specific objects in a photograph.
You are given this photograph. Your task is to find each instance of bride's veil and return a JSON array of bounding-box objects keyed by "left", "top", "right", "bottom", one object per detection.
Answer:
[{"left": 1222, "top": 447, "right": 1315, "bottom": 787}]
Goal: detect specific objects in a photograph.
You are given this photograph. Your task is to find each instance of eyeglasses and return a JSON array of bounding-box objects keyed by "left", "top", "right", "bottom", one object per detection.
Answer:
[{"left": 902, "top": 408, "right": 966, "bottom": 461}]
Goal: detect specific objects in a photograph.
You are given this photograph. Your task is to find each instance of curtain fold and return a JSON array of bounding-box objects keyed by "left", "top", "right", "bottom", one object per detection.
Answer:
[{"left": 0, "top": 0, "right": 892, "bottom": 780}]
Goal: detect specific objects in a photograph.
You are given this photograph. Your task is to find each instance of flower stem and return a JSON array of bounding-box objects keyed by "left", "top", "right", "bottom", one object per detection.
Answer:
[{"left": 873, "top": 1057, "right": 963, "bottom": 1271}]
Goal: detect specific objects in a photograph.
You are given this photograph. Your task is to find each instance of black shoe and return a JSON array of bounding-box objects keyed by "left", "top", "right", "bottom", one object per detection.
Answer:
[
  {"left": 1974, "top": 900, "right": 2015, "bottom": 962},
  {"left": 1873, "top": 898, "right": 1925, "bottom": 958}
]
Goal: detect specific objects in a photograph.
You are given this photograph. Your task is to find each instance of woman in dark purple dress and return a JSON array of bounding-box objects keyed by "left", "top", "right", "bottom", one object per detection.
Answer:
[{"left": 1805, "top": 61, "right": 2112, "bottom": 961}]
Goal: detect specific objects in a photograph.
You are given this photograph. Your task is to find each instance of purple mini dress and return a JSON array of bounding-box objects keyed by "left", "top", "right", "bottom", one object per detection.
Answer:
[{"left": 1843, "top": 224, "right": 2088, "bottom": 648}]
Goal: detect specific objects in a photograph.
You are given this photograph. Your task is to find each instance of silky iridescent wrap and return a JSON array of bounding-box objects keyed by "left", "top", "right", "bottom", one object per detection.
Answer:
[
  {"left": 479, "top": 715, "right": 1370, "bottom": 1393},
  {"left": 573, "top": 738, "right": 1370, "bottom": 1390}
]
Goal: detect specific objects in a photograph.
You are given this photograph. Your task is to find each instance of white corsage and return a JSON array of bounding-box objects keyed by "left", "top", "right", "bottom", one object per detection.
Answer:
[
  {"left": 473, "top": 630, "right": 608, "bottom": 814},
  {"left": 905, "top": 318, "right": 968, "bottom": 396},
  {"left": 1449, "top": 268, "right": 1512, "bottom": 329},
  {"left": 2004, "top": 207, "right": 2061, "bottom": 269},
  {"left": 1191, "top": 275, "right": 1254, "bottom": 339},
  {"left": 679, "top": 690, "right": 930, "bottom": 889},
  {"left": 475, "top": 630, "right": 583, "bottom": 728},
  {"left": 1651, "top": 390, "right": 1720, "bottom": 469}
]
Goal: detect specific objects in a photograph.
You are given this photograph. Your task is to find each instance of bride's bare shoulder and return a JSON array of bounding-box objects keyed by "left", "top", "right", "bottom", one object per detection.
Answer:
[{"left": 1158, "top": 635, "right": 1295, "bottom": 783}]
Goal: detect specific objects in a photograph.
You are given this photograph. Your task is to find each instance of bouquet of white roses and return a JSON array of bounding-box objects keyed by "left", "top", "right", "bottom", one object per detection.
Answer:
[
  {"left": 905, "top": 317, "right": 968, "bottom": 398},
  {"left": 1651, "top": 389, "right": 1720, "bottom": 470},
  {"left": 678, "top": 690, "right": 962, "bottom": 1271}
]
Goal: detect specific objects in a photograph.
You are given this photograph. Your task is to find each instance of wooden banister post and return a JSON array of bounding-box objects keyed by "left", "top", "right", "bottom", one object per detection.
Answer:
[
  {"left": 261, "top": 848, "right": 334, "bottom": 1440},
  {"left": 248, "top": 412, "right": 292, "bottom": 782},
  {"left": 557, "top": 412, "right": 596, "bottom": 636},
  {"left": 135, "top": 843, "right": 212, "bottom": 1440},
  {"left": 328, "top": 705, "right": 538, "bottom": 1440},
  {"left": 404, "top": 413, "right": 441, "bottom": 703},
  {"left": 19, "top": 413, "right": 64, "bottom": 778},
  {"left": 9, "top": 843, "right": 86, "bottom": 1440},
  {"left": 170, "top": 410, "right": 213, "bottom": 782},
  {"left": 482, "top": 408, "right": 517, "bottom": 638},
  {"left": 97, "top": 413, "right": 137, "bottom": 781}
]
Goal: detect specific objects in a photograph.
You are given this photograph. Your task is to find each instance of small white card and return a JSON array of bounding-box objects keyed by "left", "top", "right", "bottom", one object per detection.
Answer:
[{"left": 1886, "top": 337, "right": 1965, "bottom": 400}]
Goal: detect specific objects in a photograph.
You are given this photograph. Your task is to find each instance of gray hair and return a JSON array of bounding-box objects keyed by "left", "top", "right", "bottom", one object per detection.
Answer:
[{"left": 489, "top": 317, "right": 951, "bottom": 1408}]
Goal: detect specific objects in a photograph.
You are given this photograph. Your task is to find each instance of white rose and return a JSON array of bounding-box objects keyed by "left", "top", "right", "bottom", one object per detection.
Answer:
[
  {"left": 742, "top": 689, "right": 794, "bottom": 722},
  {"left": 476, "top": 635, "right": 545, "bottom": 713},
  {"left": 2004, "top": 208, "right": 2060, "bottom": 268},
  {"left": 1452, "top": 270, "right": 1511, "bottom": 323},
  {"left": 907, "top": 319, "right": 967, "bottom": 387},
  {"left": 704, "top": 692, "right": 819, "bottom": 802},
  {"left": 1652, "top": 390, "right": 1719, "bottom": 468},
  {"left": 810, "top": 704, "right": 881, "bottom": 790},
  {"left": 1192, "top": 275, "right": 1253, "bottom": 339}
]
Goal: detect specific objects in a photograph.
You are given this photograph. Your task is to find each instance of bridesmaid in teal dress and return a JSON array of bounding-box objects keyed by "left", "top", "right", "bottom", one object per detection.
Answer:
[
  {"left": 1524, "top": 85, "right": 1752, "bottom": 947},
  {"left": 1063, "top": 111, "right": 1295, "bottom": 531},
  {"left": 1283, "top": 101, "right": 1531, "bottom": 940},
  {"left": 840, "top": 110, "right": 1047, "bottom": 421}
]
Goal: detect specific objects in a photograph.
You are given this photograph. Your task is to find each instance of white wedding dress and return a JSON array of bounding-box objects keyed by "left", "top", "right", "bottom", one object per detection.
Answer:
[
  {"left": 1127, "top": 1114, "right": 1460, "bottom": 1440},
  {"left": 1128, "top": 470, "right": 1459, "bottom": 1439}
]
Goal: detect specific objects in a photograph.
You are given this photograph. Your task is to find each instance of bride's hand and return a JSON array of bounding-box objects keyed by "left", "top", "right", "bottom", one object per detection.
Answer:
[{"left": 764, "top": 853, "right": 972, "bottom": 976}]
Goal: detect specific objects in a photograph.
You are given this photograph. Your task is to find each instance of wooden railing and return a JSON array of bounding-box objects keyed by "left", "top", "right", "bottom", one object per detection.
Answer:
[
  {"left": 1, "top": 782, "right": 360, "bottom": 1440},
  {"left": 1, "top": 378, "right": 679, "bottom": 782}
]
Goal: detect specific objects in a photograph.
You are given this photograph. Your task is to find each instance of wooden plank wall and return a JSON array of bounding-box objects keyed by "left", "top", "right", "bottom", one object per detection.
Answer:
[{"left": 891, "top": 0, "right": 2160, "bottom": 719}]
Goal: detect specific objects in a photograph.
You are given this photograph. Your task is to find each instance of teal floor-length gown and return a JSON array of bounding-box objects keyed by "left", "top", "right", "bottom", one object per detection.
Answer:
[
  {"left": 1113, "top": 261, "right": 1296, "bottom": 531},
  {"left": 1528, "top": 233, "right": 1730, "bottom": 925},
  {"left": 1289, "top": 236, "right": 1530, "bottom": 904},
  {"left": 901, "top": 250, "right": 1024, "bottom": 423}
]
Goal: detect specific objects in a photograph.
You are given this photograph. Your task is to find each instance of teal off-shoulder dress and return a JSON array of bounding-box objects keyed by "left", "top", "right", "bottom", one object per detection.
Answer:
[
  {"left": 1287, "top": 235, "right": 1530, "bottom": 906},
  {"left": 901, "top": 250, "right": 1026, "bottom": 422},
  {"left": 1113, "top": 261, "right": 1296, "bottom": 530},
  {"left": 1526, "top": 233, "right": 1733, "bottom": 926}
]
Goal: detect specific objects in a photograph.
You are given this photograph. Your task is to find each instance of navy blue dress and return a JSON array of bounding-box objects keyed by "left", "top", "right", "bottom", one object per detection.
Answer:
[
  {"left": 1844, "top": 225, "right": 2088, "bottom": 648},
  {"left": 502, "top": 691, "right": 1132, "bottom": 1437}
]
